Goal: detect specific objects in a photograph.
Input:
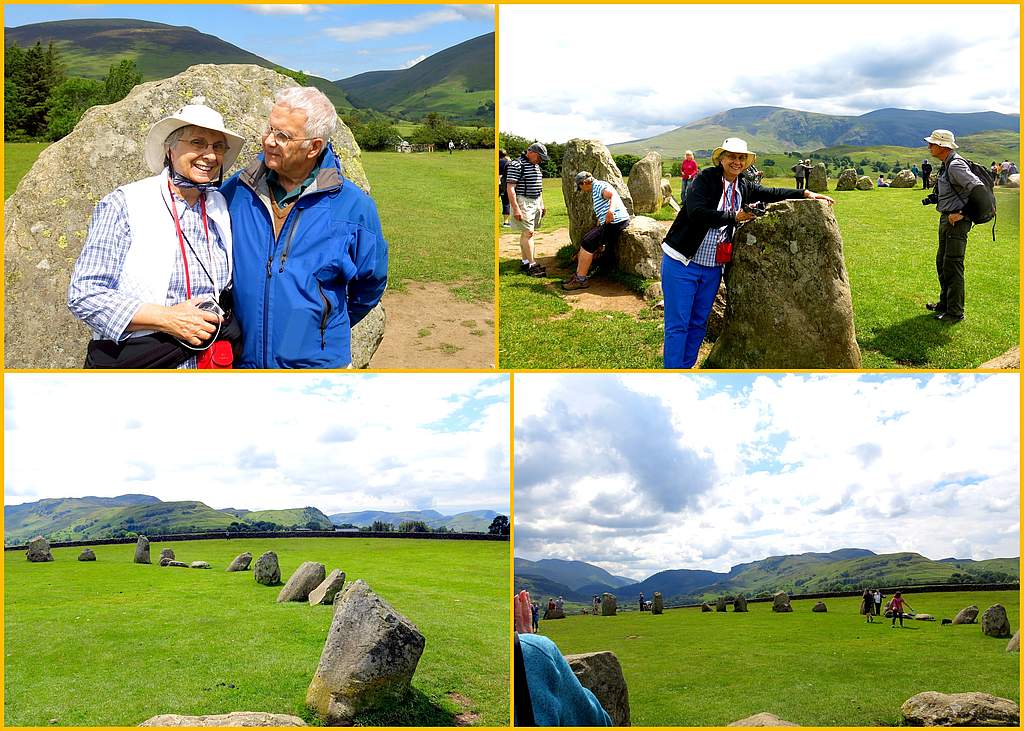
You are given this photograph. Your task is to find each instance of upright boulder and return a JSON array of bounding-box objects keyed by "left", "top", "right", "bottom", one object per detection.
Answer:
[
  {"left": 564, "top": 651, "right": 630, "bottom": 726},
  {"left": 836, "top": 168, "right": 858, "bottom": 191},
  {"left": 254, "top": 551, "right": 281, "bottom": 586},
  {"left": 812, "top": 601, "right": 827, "bottom": 613},
  {"left": 134, "top": 536, "right": 151, "bottom": 564},
  {"left": 226, "top": 552, "right": 253, "bottom": 572},
  {"left": 703, "top": 199, "right": 860, "bottom": 369},
  {"left": 601, "top": 593, "right": 617, "bottom": 616},
  {"left": 561, "top": 139, "right": 633, "bottom": 247},
  {"left": 890, "top": 169, "right": 917, "bottom": 188},
  {"left": 160, "top": 548, "right": 175, "bottom": 562},
  {"left": 78, "top": 548, "right": 96, "bottom": 561},
  {"left": 715, "top": 597, "right": 727, "bottom": 613},
  {"left": 309, "top": 569, "right": 347, "bottom": 606},
  {"left": 613, "top": 216, "right": 664, "bottom": 279},
  {"left": 772, "top": 592, "right": 792, "bottom": 613},
  {"left": 733, "top": 595, "right": 748, "bottom": 612},
  {"left": 855, "top": 175, "right": 874, "bottom": 190},
  {"left": 627, "top": 151, "right": 664, "bottom": 214},
  {"left": 953, "top": 605, "right": 979, "bottom": 624},
  {"left": 306, "top": 580, "right": 425, "bottom": 725},
  {"left": 806, "top": 162, "right": 828, "bottom": 192},
  {"left": 900, "top": 691, "right": 1019, "bottom": 726},
  {"left": 1007, "top": 630, "right": 1019, "bottom": 652},
  {"left": 277, "top": 561, "right": 326, "bottom": 603},
  {"left": 4, "top": 63, "right": 378, "bottom": 369},
  {"left": 26, "top": 536, "right": 54, "bottom": 562},
  {"left": 652, "top": 592, "right": 663, "bottom": 615},
  {"left": 981, "top": 604, "right": 1011, "bottom": 638}
]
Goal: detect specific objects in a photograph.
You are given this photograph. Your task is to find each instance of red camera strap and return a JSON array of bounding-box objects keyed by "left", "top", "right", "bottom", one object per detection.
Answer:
[{"left": 166, "top": 178, "right": 212, "bottom": 301}]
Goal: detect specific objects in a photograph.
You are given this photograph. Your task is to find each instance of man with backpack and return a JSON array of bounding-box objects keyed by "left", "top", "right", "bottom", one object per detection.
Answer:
[{"left": 922, "top": 129, "right": 986, "bottom": 323}]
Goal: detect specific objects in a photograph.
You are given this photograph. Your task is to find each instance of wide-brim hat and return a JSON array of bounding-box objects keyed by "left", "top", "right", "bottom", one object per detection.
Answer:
[
  {"left": 924, "top": 129, "right": 958, "bottom": 149},
  {"left": 143, "top": 101, "right": 245, "bottom": 174},
  {"left": 711, "top": 137, "right": 756, "bottom": 167}
]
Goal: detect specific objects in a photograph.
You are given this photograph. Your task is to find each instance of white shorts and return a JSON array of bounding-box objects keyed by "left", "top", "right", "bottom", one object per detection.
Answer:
[{"left": 513, "top": 195, "right": 543, "bottom": 232}]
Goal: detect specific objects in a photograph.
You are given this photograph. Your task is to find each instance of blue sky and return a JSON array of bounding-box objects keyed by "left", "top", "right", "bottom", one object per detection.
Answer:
[
  {"left": 515, "top": 373, "right": 1020, "bottom": 579},
  {"left": 4, "top": 4, "right": 494, "bottom": 79},
  {"left": 5, "top": 373, "right": 510, "bottom": 516}
]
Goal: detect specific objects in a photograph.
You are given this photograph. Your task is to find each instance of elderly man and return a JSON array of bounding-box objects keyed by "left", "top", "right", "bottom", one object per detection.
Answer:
[
  {"left": 922, "top": 129, "right": 982, "bottom": 323},
  {"left": 564, "top": 171, "right": 630, "bottom": 290},
  {"left": 221, "top": 87, "right": 388, "bottom": 367},
  {"left": 507, "top": 142, "right": 548, "bottom": 277}
]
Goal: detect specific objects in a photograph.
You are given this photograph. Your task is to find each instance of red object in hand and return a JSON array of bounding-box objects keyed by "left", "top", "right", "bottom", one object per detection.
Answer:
[{"left": 197, "top": 341, "right": 233, "bottom": 369}]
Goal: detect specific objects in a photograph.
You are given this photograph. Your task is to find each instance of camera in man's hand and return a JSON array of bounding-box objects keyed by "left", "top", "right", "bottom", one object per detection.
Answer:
[{"left": 922, "top": 192, "right": 938, "bottom": 206}]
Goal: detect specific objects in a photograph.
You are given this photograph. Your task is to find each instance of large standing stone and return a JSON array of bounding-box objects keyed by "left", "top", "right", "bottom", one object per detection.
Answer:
[
  {"left": 733, "top": 595, "right": 748, "bottom": 612},
  {"left": 806, "top": 162, "right": 828, "bottom": 192},
  {"left": 160, "top": 548, "right": 175, "bottom": 562},
  {"left": 254, "top": 551, "right": 281, "bottom": 586},
  {"left": 226, "top": 552, "right": 253, "bottom": 572},
  {"left": 981, "top": 604, "right": 1011, "bottom": 638},
  {"left": 627, "top": 151, "right": 664, "bottom": 214},
  {"left": 134, "top": 536, "right": 151, "bottom": 564},
  {"left": 652, "top": 592, "right": 663, "bottom": 615},
  {"left": 78, "top": 548, "right": 96, "bottom": 561},
  {"left": 900, "top": 691, "right": 1019, "bottom": 726},
  {"left": 728, "top": 713, "right": 799, "bottom": 726},
  {"left": 855, "top": 175, "right": 874, "bottom": 190},
  {"left": 1007, "top": 630, "right": 1019, "bottom": 652},
  {"left": 715, "top": 597, "right": 727, "bottom": 612},
  {"left": 890, "top": 169, "right": 917, "bottom": 188},
  {"left": 601, "top": 593, "right": 617, "bottom": 616},
  {"left": 772, "top": 592, "right": 793, "bottom": 613},
  {"left": 306, "top": 580, "right": 425, "bottom": 725},
  {"left": 26, "top": 536, "right": 54, "bottom": 562},
  {"left": 812, "top": 601, "right": 827, "bottom": 613},
  {"left": 561, "top": 139, "right": 633, "bottom": 248},
  {"left": 4, "top": 63, "right": 378, "bottom": 369},
  {"left": 277, "top": 561, "right": 326, "bottom": 602},
  {"left": 139, "top": 712, "right": 307, "bottom": 726},
  {"left": 836, "top": 168, "right": 858, "bottom": 191},
  {"left": 952, "top": 605, "right": 979, "bottom": 625},
  {"left": 309, "top": 569, "right": 347, "bottom": 606},
  {"left": 613, "top": 216, "right": 664, "bottom": 279},
  {"left": 703, "top": 200, "right": 860, "bottom": 369},
  {"left": 564, "top": 651, "right": 631, "bottom": 726}
]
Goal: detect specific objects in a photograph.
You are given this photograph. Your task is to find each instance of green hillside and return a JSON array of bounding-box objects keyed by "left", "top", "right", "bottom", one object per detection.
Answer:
[
  {"left": 335, "top": 33, "right": 494, "bottom": 125},
  {"left": 4, "top": 495, "right": 159, "bottom": 544},
  {"left": 4, "top": 18, "right": 351, "bottom": 108},
  {"left": 241, "top": 507, "right": 333, "bottom": 530},
  {"left": 437, "top": 510, "right": 498, "bottom": 533}
]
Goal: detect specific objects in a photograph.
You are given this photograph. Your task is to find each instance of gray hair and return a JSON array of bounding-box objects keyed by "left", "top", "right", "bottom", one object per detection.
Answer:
[{"left": 274, "top": 87, "right": 337, "bottom": 143}]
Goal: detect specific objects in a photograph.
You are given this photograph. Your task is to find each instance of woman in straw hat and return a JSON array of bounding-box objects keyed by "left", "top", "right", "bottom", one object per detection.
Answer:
[
  {"left": 69, "top": 100, "right": 245, "bottom": 368},
  {"left": 660, "top": 137, "right": 834, "bottom": 368}
]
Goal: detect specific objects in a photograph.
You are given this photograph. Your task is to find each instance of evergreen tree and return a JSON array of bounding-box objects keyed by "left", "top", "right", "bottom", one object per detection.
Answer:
[
  {"left": 103, "top": 58, "right": 141, "bottom": 104},
  {"left": 45, "top": 77, "right": 105, "bottom": 140}
]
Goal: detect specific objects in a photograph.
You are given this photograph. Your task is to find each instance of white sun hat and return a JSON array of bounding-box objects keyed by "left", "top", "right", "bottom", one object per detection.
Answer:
[
  {"left": 711, "top": 137, "right": 756, "bottom": 167},
  {"left": 143, "top": 99, "right": 245, "bottom": 174},
  {"left": 924, "top": 129, "right": 959, "bottom": 149}
]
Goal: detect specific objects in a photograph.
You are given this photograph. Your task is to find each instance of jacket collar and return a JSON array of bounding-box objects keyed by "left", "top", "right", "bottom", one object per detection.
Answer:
[{"left": 240, "top": 142, "right": 344, "bottom": 200}]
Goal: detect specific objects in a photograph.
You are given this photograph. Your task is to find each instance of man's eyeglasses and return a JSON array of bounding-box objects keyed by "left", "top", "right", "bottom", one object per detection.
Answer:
[
  {"left": 184, "top": 138, "right": 228, "bottom": 155},
  {"left": 264, "top": 126, "right": 316, "bottom": 145}
]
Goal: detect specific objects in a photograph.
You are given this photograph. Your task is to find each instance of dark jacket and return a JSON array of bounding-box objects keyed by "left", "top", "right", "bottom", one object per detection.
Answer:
[{"left": 662, "top": 165, "right": 807, "bottom": 259}]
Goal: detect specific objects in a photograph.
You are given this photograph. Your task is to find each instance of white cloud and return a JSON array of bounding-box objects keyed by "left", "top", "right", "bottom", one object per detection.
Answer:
[
  {"left": 326, "top": 6, "right": 492, "bottom": 42},
  {"left": 246, "top": 5, "right": 327, "bottom": 16},
  {"left": 400, "top": 54, "right": 428, "bottom": 69}
]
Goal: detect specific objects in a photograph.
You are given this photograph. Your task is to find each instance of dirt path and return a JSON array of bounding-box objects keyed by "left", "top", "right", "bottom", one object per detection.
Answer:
[{"left": 370, "top": 282, "right": 495, "bottom": 368}]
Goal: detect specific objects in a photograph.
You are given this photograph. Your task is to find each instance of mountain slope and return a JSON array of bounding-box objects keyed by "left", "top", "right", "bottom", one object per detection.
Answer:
[
  {"left": 514, "top": 557, "right": 634, "bottom": 593},
  {"left": 4, "top": 494, "right": 160, "bottom": 543},
  {"left": 4, "top": 18, "right": 350, "bottom": 108},
  {"left": 241, "top": 507, "right": 333, "bottom": 530},
  {"left": 609, "top": 106, "right": 1019, "bottom": 156},
  {"left": 334, "top": 33, "right": 494, "bottom": 125},
  {"left": 328, "top": 509, "right": 497, "bottom": 532}
]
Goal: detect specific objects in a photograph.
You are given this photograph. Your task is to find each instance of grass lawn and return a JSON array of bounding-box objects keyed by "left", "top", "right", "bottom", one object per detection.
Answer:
[
  {"left": 499, "top": 176, "right": 1020, "bottom": 369},
  {"left": 4, "top": 537, "right": 509, "bottom": 726},
  {"left": 538, "top": 591, "right": 1019, "bottom": 726},
  {"left": 4, "top": 142, "right": 49, "bottom": 199}
]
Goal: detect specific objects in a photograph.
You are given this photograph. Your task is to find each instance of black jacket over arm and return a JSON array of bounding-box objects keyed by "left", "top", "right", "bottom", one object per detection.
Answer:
[{"left": 662, "top": 165, "right": 807, "bottom": 259}]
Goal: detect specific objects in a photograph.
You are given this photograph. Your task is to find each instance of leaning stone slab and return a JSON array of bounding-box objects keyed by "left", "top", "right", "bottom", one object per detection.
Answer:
[
  {"left": 900, "top": 691, "right": 1019, "bottom": 726},
  {"left": 134, "top": 536, "right": 151, "bottom": 564},
  {"left": 701, "top": 602, "right": 713, "bottom": 612},
  {"left": 190, "top": 561, "right": 211, "bottom": 569},
  {"left": 309, "top": 569, "right": 347, "bottom": 606},
  {"left": 981, "top": 604, "right": 1011, "bottom": 638},
  {"left": 27, "top": 535, "right": 54, "bottom": 562},
  {"left": 1007, "top": 630, "right": 1019, "bottom": 652},
  {"left": 627, "top": 151, "right": 664, "bottom": 214},
  {"left": 564, "top": 650, "right": 631, "bottom": 726},
  {"left": 561, "top": 138, "right": 633, "bottom": 248},
  {"left": 601, "top": 593, "right": 617, "bottom": 616},
  {"left": 728, "top": 712, "right": 799, "bottom": 726},
  {"left": 78, "top": 548, "right": 96, "bottom": 561},
  {"left": 226, "top": 552, "right": 253, "bottom": 572},
  {"left": 704, "top": 199, "right": 860, "bottom": 369},
  {"left": 139, "top": 712, "right": 307, "bottom": 726},
  {"left": 952, "top": 605, "right": 979, "bottom": 625},
  {"left": 254, "top": 551, "right": 281, "bottom": 586},
  {"left": 277, "top": 561, "right": 326, "bottom": 602},
  {"left": 652, "top": 592, "right": 663, "bottom": 615},
  {"left": 772, "top": 592, "right": 793, "bottom": 613},
  {"left": 306, "top": 579, "right": 425, "bottom": 725},
  {"left": 812, "top": 601, "right": 827, "bottom": 613}
]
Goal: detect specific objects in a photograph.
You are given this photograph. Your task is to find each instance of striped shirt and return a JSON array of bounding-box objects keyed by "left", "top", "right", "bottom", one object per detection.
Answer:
[
  {"left": 693, "top": 178, "right": 742, "bottom": 267},
  {"left": 591, "top": 180, "right": 629, "bottom": 224},
  {"left": 506, "top": 155, "right": 543, "bottom": 198},
  {"left": 68, "top": 187, "right": 230, "bottom": 368}
]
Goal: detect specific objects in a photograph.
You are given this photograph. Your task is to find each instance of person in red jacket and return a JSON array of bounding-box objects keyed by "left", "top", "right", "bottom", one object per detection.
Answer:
[
  {"left": 889, "top": 591, "right": 915, "bottom": 628},
  {"left": 680, "top": 150, "right": 699, "bottom": 201}
]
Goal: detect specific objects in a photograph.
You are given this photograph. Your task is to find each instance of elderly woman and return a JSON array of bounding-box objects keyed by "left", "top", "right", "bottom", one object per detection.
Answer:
[
  {"left": 68, "top": 102, "right": 244, "bottom": 368},
  {"left": 660, "top": 137, "right": 834, "bottom": 368}
]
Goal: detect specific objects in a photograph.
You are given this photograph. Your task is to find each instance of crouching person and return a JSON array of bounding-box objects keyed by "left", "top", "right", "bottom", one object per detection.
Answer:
[{"left": 564, "top": 171, "right": 631, "bottom": 291}]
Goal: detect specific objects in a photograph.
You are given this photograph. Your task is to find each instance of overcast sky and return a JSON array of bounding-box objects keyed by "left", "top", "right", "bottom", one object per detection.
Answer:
[
  {"left": 4, "top": 4, "right": 494, "bottom": 80},
  {"left": 5, "top": 374, "right": 509, "bottom": 516},
  {"left": 500, "top": 4, "right": 1020, "bottom": 143},
  {"left": 514, "top": 374, "right": 1019, "bottom": 580}
]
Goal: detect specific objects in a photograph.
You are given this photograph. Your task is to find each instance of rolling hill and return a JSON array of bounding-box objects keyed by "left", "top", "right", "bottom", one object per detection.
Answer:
[
  {"left": 328, "top": 509, "right": 499, "bottom": 533},
  {"left": 514, "top": 557, "right": 634, "bottom": 600},
  {"left": 334, "top": 33, "right": 494, "bottom": 125},
  {"left": 608, "top": 106, "right": 1020, "bottom": 157}
]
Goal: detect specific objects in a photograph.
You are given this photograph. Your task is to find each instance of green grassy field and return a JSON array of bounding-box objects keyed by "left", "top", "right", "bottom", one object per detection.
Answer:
[
  {"left": 538, "top": 591, "right": 1019, "bottom": 726},
  {"left": 499, "top": 177, "right": 1019, "bottom": 369},
  {"left": 4, "top": 537, "right": 509, "bottom": 726},
  {"left": 3, "top": 143, "right": 494, "bottom": 302}
]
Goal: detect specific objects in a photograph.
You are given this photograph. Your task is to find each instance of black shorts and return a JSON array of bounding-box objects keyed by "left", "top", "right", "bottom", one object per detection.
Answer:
[{"left": 581, "top": 219, "right": 629, "bottom": 253}]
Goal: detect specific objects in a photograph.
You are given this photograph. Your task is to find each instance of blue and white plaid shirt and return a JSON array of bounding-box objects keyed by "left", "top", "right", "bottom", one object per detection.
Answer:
[
  {"left": 68, "top": 186, "right": 230, "bottom": 368},
  {"left": 692, "top": 179, "right": 743, "bottom": 268}
]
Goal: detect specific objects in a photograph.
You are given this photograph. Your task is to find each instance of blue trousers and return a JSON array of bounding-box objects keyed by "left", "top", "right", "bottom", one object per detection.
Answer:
[{"left": 662, "top": 253, "right": 722, "bottom": 368}]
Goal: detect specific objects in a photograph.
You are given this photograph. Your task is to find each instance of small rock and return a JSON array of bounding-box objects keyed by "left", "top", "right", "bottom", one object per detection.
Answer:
[
  {"left": 160, "top": 548, "right": 175, "bottom": 561},
  {"left": 812, "top": 601, "right": 827, "bottom": 613},
  {"left": 190, "top": 561, "right": 211, "bottom": 569},
  {"left": 78, "top": 548, "right": 96, "bottom": 561},
  {"left": 1007, "top": 630, "right": 1019, "bottom": 652},
  {"left": 952, "top": 605, "right": 979, "bottom": 625},
  {"left": 308, "top": 569, "right": 347, "bottom": 606},
  {"left": 900, "top": 691, "right": 1019, "bottom": 726},
  {"left": 915, "top": 613, "right": 935, "bottom": 621}
]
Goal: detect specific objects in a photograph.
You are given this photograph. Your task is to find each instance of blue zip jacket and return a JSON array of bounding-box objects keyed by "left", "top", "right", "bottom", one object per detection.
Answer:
[
  {"left": 517, "top": 634, "right": 613, "bottom": 726},
  {"left": 220, "top": 144, "right": 388, "bottom": 368}
]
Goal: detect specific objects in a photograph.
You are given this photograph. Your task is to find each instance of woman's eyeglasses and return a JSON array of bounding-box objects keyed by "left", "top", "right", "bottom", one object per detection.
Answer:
[{"left": 184, "top": 138, "right": 228, "bottom": 155}]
